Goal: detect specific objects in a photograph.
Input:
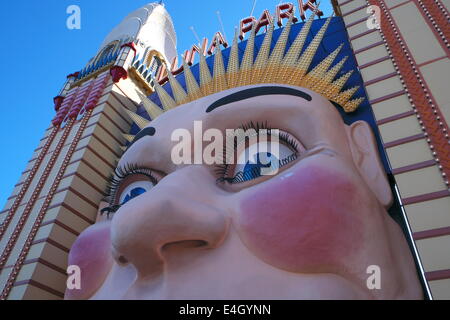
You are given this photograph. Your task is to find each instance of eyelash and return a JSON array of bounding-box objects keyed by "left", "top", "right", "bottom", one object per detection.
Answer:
[
  {"left": 102, "top": 164, "right": 157, "bottom": 218},
  {"left": 215, "top": 121, "right": 299, "bottom": 183}
]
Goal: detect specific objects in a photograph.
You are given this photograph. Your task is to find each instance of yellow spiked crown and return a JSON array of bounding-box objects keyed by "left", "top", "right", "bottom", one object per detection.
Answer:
[{"left": 124, "top": 10, "right": 364, "bottom": 134}]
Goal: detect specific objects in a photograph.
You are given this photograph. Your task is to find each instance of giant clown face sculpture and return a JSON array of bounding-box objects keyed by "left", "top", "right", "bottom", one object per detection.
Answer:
[{"left": 65, "top": 14, "right": 423, "bottom": 300}]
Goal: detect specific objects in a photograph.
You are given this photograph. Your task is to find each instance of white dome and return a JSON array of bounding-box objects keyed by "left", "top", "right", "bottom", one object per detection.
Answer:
[{"left": 98, "top": 3, "right": 177, "bottom": 66}]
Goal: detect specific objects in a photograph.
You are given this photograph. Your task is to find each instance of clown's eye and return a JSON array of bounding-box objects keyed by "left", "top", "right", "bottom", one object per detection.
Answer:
[
  {"left": 119, "top": 180, "right": 154, "bottom": 205},
  {"left": 105, "top": 164, "right": 159, "bottom": 212},
  {"left": 219, "top": 127, "right": 304, "bottom": 184}
]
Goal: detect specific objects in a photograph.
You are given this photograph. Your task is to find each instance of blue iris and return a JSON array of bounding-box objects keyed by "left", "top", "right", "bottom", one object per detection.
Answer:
[
  {"left": 121, "top": 187, "right": 147, "bottom": 205},
  {"left": 242, "top": 152, "right": 276, "bottom": 181}
]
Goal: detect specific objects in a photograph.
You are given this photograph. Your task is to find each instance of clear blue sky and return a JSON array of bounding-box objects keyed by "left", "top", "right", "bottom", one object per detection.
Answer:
[{"left": 0, "top": 0, "right": 333, "bottom": 207}]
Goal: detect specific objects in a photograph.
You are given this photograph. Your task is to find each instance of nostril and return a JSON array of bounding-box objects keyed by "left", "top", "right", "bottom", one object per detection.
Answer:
[
  {"left": 162, "top": 240, "right": 208, "bottom": 251},
  {"left": 111, "top": 246, "right": 130, "bottom": 266},
  {"left": 118, "top": 255, "right": 129, "bottom": 264}
]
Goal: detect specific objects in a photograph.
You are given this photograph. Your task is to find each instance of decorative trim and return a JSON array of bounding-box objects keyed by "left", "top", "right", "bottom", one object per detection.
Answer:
[
  {"left": 376, "top": 110, "right": 415, "bottom": 125},
  {"left": 414, "top": 0, "right": 450, "bottom": 52},
  {"left": 0, "top": 127, "right": 59, "bottom": 242},
  {"left": 391, "top": 159, "right": 437, "bottom": 174},
  {"left": 414, "top": 226, "right": 450, "bottom": 240},
  {"left": 12, "top": 279, "right": 64, "bottom": 299},
  {"left": 417, "top": 55, "right": 447, "bottom": 68},
  {"left": 425, "top": 269, "right": 450, "bottom": 281},
  {"left": 402, "top": 190, "right": 450, "bottom": 205},
  {"left": 349, "top": 28, "right": 378, "bottom": 41},
  {"left": 364, "top": 71, "right": 397, "bottom": 86},
  {"left": 353, "top": 40, "right": 385, "bottom": 54},
  {"left": 339, "top": 0, "right": 355, "bottom": 7},
  {"left": 389, "top": 0, "right": 413, "bottom": 10},
  {"left": 384, "top": 133, "right": 425, "bottom": 148},
  {"left": 31, "top": 238, "right": 70, "bottom": 254},
  {"left": 369, "top": 90, "right": 406, "bottom": 105},
  {"left": 341, "top": 4, "right": 369, "bottom": 17},
  {"left": 0, "top": 107, "right": 95, "bottom": 299},
  {"left": 0, "top": 121, "right": 74, "bottom": 270},
  {"left": 358, "top": 56, "right": 391, "bottom": 69},
  {"left": 41, "top": 219, "right": 81, "bottom": 237},
  {"left": 346, "top": 16, "right": 369, "bottom": 28},
  {"left": 367, "top": 0, "right": 450, "bottom": 187}
]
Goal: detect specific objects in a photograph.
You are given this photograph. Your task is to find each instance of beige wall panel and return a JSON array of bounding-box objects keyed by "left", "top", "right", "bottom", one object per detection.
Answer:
[
  {"left": 342, "top": 6, "right": 371, "bottom": 25},
  {"left": 9, "top": 184, "right": 24, "bottom": 201},
  {"left": 113, "top": 78, "right": 144, "bottom": 108},
  {"left": 16, "top": 262, "right": 35, "bottom": 282},
  {"left": 21, "top": 284, "right": 61, "bottom": 300},
  {"left": 386, "top": 138, "right": 433, "bottom": 168},
  {"left": 419, "top": 59, "right": 450, "bottom": 124},
  {"left": 57, "top": 175, "right": 76, "bottom": 192},
  {"left": 360, "top": 59, "right": 396, "bottom": 83},
  {"left": 365, "top": 76, "right": 404, "bottom": 101},
  {"left": 42, "top": 206, "right": 91, "bottom": 236},
  {"left": 429, "top": 278, "right": 450, "bottom": 300},
  {"left": 69, "top": 175, "right": 104, "bottom": 207},
  {"left": 442, "top": 0, "right": 450, "bottom": 12},
  {"left": 371, "top": 94, "right": 412, "bottom": 120},
  {"left": 349, "top": 31, "right": 383, "bottom": 51},
  {"left": 88, "top": 105, "right": 106, "bottom": 126},
  {"left": 405, "top": 196, "right": 450, "bottom": 232},
  {"left": 3, "top": 197, "right": 46, "bottom": 267},
  {"left": 24, "top": 159, "right": 37, "bottom": 172},
  {"left": 19, "top": 154, "right": 53, "bottom": 205},
  {"left": 92, "top": 101, "right": 132, "bottom": 133},
  {"left": 385, "top": 0, "right": 410, "bottom": 8},
  {"left": 346, "top": 20, "right": 369, "bottom": 38},
  {"left": 26, "top": 242, "right": 68, "bottom": 271},
  {"left": 31, "top": 263, "right": 67, "bottom": 295},
  {"left": 415, "top": 235, "right": 450, "bottom": 271},
  {"left": 74, "top": 146, "right": 115, "bottom": 179},
  {"left": 3, "top": 197, "right": 17, "bottom": 214},
  {"left": 0, "top": 205, "right": 27, "bottom": 253},
  {"left": 92, "top": 124, "right": 124, "bottom": 157},
  {"left": 395, "top": 166, "right": 447, "bottom": 198},
  {"left": 378, "top": 115, "right": 422, "bottom": 143},
  {"left": 0, "top": 269, "right": 12, "bottom": 289},
  {"left": 76, "top": 161, "right": 108, "bottom": 190},
  {"left": 81, "top": 123, "right": 96, "bottom": 139},
  {"left": 47, "top": 128, "right": 69, "bottom": 154},
  {"left": 390, "top": 2, "right": 446, "bottom": 64},
  {"left": 34, "top": 223, "right": 53, "bottom": 242},
  {"left": 39, "top": 144, "right": 71, "bottom": 198},
  {"left": 439, "top": 102, "right": 450, "bottom": 129},
  {"left": 84, "top": 136, "right": 119, "bottom": 166},
  {"left": 7, "top": 285, "right": 27, "bottom": 300},
  {"left": 110, "top": 87, "right": 138, "bottom": 113},
  {"left": 339, "top": 0, "right": 366, "bottom": 13},
  {"left": 69, "top": 149, "right": 87, "bottom": 166},
  {"left": 102, "top": 103, "right": 133, "bottom": 132},
  {"left": 62, "top": 191, "right": 98, "bottom": 223},
  {"left": 355, "top": 44, "right": 389, "bottom": 66},
  {"left": 97, "top": 114, "right": 127, "bottom": 145},
  {"left": 48, "top": 224, "right": 79, "bottom": 250},
  {"left": 18, "top": 153, "right": 51, "bottom": 203}
]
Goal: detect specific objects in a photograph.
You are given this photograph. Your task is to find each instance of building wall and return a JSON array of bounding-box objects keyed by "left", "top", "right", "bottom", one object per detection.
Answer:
[
  {"left": 336, "top": 0, "right": 450, "bottom": 299},
  {"left": 0, "top": 70, "right": 150, "bottom": 299}
]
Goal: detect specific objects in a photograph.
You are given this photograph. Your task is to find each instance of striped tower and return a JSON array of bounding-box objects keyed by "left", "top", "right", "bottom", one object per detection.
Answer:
[
  {"left": 332, "top": 0, "right": 450, "bottom": 299},
  {"left": 0, "top": 2, "right": 177, "bottom": 299}
]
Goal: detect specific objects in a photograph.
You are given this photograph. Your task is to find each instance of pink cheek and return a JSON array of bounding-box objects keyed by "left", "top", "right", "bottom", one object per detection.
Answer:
[
  {"left": 236, "top": 164, "right": 364, "bottom": 273},
  {"left": 65, "top": 222, "right": 113, "bottom": 300}
]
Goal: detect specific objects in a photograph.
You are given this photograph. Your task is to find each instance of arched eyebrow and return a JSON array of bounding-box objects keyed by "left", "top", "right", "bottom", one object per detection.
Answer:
[
  {"left": 126, "top": 126, "right": 156, "bottom": 150},
  {"left": 205, "top": 86, "right": 312, "bottom": 113}
]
